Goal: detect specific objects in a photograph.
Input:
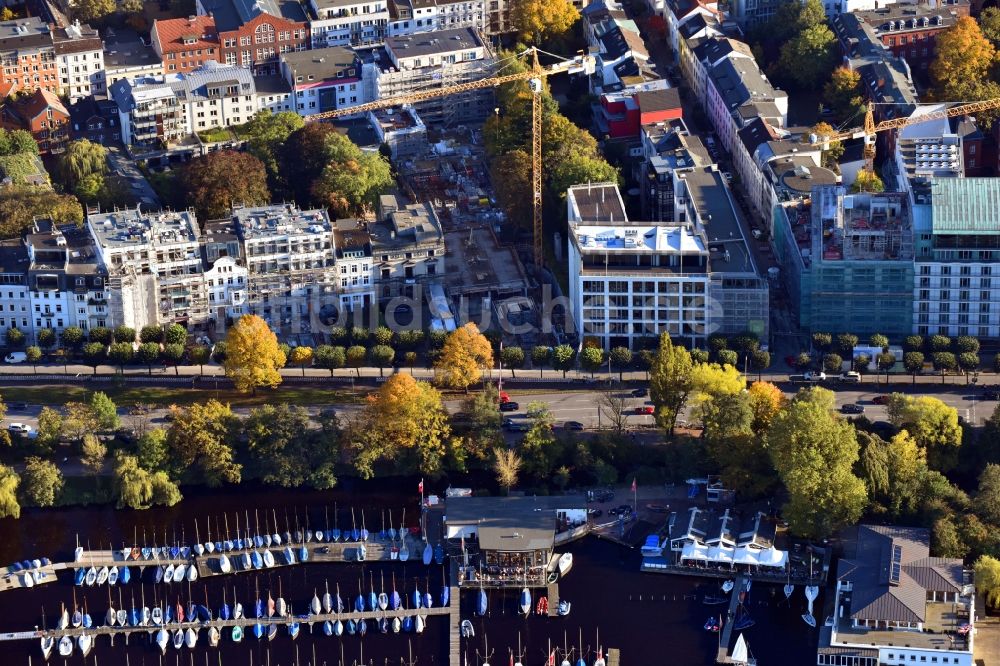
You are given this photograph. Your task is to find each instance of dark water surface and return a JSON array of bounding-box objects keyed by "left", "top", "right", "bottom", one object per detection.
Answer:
[{"left": 0, "top": 483, "right": 822, "bottom": 665}]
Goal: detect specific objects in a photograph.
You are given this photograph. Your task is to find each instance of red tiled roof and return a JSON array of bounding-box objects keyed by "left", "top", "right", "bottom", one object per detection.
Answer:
[
  {"left": 152, "top": 15, "right": 219, "bottom": 53},
  {"left": 18, "top": 89, "right": 68, "bottom": 120}
]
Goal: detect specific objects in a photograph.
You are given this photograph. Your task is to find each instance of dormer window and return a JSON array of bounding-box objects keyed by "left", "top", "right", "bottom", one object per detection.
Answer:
[{"left": 183, "top": 35, "right": 197, "bottom": 45}]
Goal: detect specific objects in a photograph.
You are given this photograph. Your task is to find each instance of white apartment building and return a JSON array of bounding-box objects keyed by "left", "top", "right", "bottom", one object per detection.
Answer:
[
  {"left": 280, "top": 47, "right": 366, "bottom": 117},
  {"left": 371, "top": 27, "right": 495, "bottom": 124},
  {"left": 386, "top": 0, "right": 487, "bottom": 37},
  {"left": 231, "top": 204, "right": 338, "bottom": 327},
  {"left": 24, "top": 220, "right": 110, "bottom": 337},
  {"left": 172, "top": 61, "right": 258, "bottom": 132},
  {"left": 201, "top": 220, "right": 249, "bottom": 324},
  {"left": 913, "top": 178, "right": 1000, "bottom": 339},
  {"left": 0, "top": 240, "right": 31, "bottom": 340},
  {"left": 110, "top": 77, "right": 187, "bottom": 150},
  {"left": 705, "top": 55, "right": 787, "bottom": 159},
  {"left": 254, "top": 74, "right": 294, "bottom": 113},
  {"left": 87, "top": 208, "right": 208, "bottom": 330},
  {"left": 567, "top": 183, "right": 714, "bottom": 350},
  {"left": 309, "top": 0, "right": 389, "bottom": 48},
  {"left": 332, "top": 220, "right": 375, "bottom": 311},
  {"left": 52, "top": 21, "right": 105, "bottom": 102}
]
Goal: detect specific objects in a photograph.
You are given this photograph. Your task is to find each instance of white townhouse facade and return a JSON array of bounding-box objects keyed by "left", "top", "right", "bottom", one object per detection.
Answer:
[
  {"left": 52, "top": 21, "right": 105, "bottom": 102},
  {"left": 308, "top": 0, "right": 389, "bottom": 48}
]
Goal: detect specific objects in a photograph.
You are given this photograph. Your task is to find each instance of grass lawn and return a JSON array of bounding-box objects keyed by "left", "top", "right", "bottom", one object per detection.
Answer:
[
  {"left": 197, "top": 127, "right": 235, "bottom": 143},
  {"left": 0, "top": 385, "right": 360, "bottom": 408}
]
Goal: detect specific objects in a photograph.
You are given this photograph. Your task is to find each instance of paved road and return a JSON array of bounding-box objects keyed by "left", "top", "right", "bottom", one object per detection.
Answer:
[{"left": 107, "top": 146, "right": 160, "bottom": 208}]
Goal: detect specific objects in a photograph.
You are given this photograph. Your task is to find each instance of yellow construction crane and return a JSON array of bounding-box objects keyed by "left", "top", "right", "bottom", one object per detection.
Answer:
[
  {"left": 816, "top": 98, "right": 1000, "bottom": 172},
  {"left": 306, "top": 48, "right": 596, "bottom": 268}
]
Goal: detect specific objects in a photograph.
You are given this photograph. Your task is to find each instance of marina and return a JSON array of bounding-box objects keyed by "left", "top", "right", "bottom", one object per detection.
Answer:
[{"left": 0, "top": 484, "right": 824, "bottom": 665}]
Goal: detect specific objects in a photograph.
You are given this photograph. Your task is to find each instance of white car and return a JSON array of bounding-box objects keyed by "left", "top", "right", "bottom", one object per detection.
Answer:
[
  {"left": 7, "top": 423, "right": 32, "bottom": 435},
  {"left": 803, "top": 371, "right": 827, "bottom": 381},
  {"left": 840, "top": 371, "right": 862, "bottom": 383},
  {"left": 4, "top": 351, "right": 26, "bottom": 363}
]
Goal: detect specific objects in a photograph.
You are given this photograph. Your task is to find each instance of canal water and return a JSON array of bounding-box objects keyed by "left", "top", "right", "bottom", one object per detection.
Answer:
[{"left": 0, "top": 482, "right": 823, "bottom": 665}]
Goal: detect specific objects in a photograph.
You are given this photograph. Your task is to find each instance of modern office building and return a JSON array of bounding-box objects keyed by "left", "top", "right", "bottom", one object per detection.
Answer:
[
  {"left": 775, "top": 185, "right": 914, "bottom": 337},
  {"left": 912, "top": 178, "right": 1000, "bottom": 338},
  {"left": 308, "top": 0, "right": 390, "bottom": 48},
  {"left": 567, "top": 182, "right": 713, "bottom": 349}
]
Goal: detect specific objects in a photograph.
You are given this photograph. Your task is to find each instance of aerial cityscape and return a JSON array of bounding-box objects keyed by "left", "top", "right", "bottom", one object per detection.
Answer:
[{"left": 0, "top": 0, "right": 997, "bottom": 664}]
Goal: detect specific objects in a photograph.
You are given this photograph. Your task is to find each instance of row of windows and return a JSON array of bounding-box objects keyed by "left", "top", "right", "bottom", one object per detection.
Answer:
[
  {"left": 917, "top": 325, "right": 993, "bottom": 337},
  {"left": 917, "top": 289, "right": 996, "bottom": 301},
  {"left": 919, "top": 265, "right": 992, "bottom": 276}
]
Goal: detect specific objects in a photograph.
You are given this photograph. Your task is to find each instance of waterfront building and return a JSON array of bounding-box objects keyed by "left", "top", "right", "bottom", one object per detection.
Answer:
[
  {"left": 308, "top": 0, "right": 390, "bottom": 48},
  {"left": 280, "top": 47, "right": 366, "bottom": 117},
  {"left": 445, "top": 496, "right": 587, "bottom": 587},
  {"left": 818, "top": 524, "right": 972, "bottom": 666}
]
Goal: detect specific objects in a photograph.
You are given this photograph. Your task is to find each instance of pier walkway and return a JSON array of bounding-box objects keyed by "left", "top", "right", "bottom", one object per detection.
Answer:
[{"left": 716, "top": 576, "right": 745, "bottom": 664}]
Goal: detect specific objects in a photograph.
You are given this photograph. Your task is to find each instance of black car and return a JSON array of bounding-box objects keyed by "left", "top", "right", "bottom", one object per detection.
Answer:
[
  {"left": 631, "top": 388, "right": 648, "bottom": 398},
  {"left": 563, "top": 421, "right": 585, "bottom": 430},
  {"left": 609, "top": 504, "right": 633, "bottom": 516},
  {"left": 841, "top": 403, "right": 865, "bottom": 414},
  {"left": 498, "top": 401, "right": 519, "bottom": 412},
  {"left": 503, "top": 418, "right": 529, "bottom": 432},
  {"left": 983, "top": 390, "right": 1000, "bottom": 400},
  {"left": 587, "top": 508, "right": 603, "bottom": 518}
]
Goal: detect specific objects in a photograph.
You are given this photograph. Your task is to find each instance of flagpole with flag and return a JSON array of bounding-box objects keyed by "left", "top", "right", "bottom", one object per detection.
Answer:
[{"left": 632, "top": 476, "right": 637, "bottom": 513}]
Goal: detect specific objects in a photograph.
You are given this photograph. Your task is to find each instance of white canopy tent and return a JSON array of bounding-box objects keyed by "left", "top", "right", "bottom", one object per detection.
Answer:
[
  {"left": 732, "top": 546, "right": 760, "bottom": 566},
  {"left": 707, "top": 545, "right": 735, "bottom": 564},
  {"left": 680, "top": 542, "right": 710, "bottom": 562},
  {"left": 756, "top": 547, "right": 788, "bottom": 568}
]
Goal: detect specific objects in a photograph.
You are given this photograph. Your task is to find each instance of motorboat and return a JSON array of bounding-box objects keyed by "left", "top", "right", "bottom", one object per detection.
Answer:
[
  {"left": 163, "top": 564, "right": 175, "bottom": 583},
  {"left": 461, "top": 619, "right": 474, "bottom": 638},
  {"left": 519, "top": 587, "right": 531, "bottom": 615},
  {"left": 73, "top": 568, "right": 85, "bottom": 586},
  {"left": 704, "top": 616, "right": 721, "bottom": 632},
  {"left": 84, "top": 567, "right": 97, "bottom": 586},
  {"left": 558, "top": 600, "right": 571, "bottom": 616},
  {"left": 96, "top": 567, "right": 109, "bottom": 585},
  {"left": 22, "top": 572, "right": 34, "bottom": 588},
  {"left": 57, "top": 635, "right": 73, "bottom": 657},
  {"left": 40, "top": 635, "right": 54, "bottom": 659},
  {"left": 232, "top": 625, "right": 243, "bottom": 643},
  {"left": 208, "top": 626, "right": 220, "bottom": 647},
  {"left": 722, "top": 580, "right": 735, "bottom": 593},
  {"left": 156, "top": 628, "right": 169, "bottom": 654},
  {"left": 108, "top": 566, "right": 119, "bottom": 585},
  {"left": 152, "top": 606, "right": 163, "bottom": 625},
  {"left": 558, "top": 553, "right": 573, "bottom": 577},
  {"left": 116, "top": 608, "right": 127, "bottom": 626}
]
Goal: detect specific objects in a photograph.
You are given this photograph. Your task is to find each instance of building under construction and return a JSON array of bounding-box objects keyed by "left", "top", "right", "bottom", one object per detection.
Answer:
[{"left": 364, "top": 28, "right": 497, "bottom": 126}]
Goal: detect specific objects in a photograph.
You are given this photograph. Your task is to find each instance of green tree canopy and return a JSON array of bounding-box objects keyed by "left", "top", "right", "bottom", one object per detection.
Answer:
[
  {"left": 19, "top": 457, "right": 63, "bottom": 507},
  {"left": 0, "top": 465, "right": 19, "bottom": 518},
  {"left": 165, "top": 400, "right": 241, "bottom": 486},
  {"left": 309, "top": 133, "right": 393, "bottom": 218},
  {"left": 650, "top": 333, "right": 693, "bottom": 434}
]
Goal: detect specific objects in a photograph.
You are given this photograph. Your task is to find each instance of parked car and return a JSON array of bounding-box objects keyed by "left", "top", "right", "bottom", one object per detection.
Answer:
[
  {"left": 498, "top": 401, "right": 519, "bottom": 412},
  {"left": 872, "top": 395, "right": 889, "bottom": 405},
  {"left": 631, "top": 388, "right": 648, "bottom": 398},
  {"left": 587, "top": 508, "right": 603, "bottom": 518},
  {"left": 503, "top": 418, "right": 529, "bottom": 432},
  {"left": 609, "top": 504, "right": 633, "bottom": 516},
  {"left": 840, "top": 403, "right": 865, "bottom": 414},
  {"left": 7, "top": 423, "right": 32, "bottom": 434},
  {"left": 983, "top": 390, "right": 1000, "bottom": 401},
  {"left": 563, "top": 421, "right": 584, "bottom": 430},
  {"left": 840, "top": 371, "right": 862, "bottom": 383},
  {"left": 587, "top": 489, "right": 614, "bottom": 503},
  {"left": 4, "top": 352, "right": 26, "bottom": 363},
  {"left": 635, "top": 405, "right": 654, "bottom": 415}
]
